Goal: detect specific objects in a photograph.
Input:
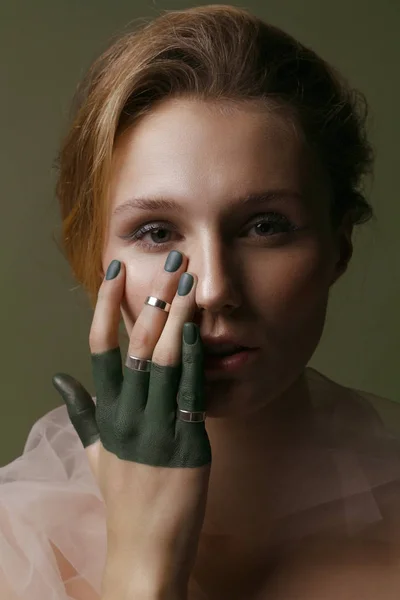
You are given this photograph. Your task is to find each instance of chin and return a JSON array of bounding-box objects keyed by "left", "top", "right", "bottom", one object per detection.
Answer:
[
  {"left": 203, "top": 376, "right": 266, "bottom": 419},
  {"left": 202, "top": 360, "right": 307, "bottom": 420}
]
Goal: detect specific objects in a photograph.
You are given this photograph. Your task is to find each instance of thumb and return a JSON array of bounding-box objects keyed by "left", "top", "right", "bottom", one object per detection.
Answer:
[{"left": 52, "top": 373, "right": 100, "bottom": 449}]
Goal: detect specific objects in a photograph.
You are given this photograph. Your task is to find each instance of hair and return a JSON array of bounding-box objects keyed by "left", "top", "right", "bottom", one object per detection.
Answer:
[{"left": 55, "top": 4, "right": 374, "bottom": 308}]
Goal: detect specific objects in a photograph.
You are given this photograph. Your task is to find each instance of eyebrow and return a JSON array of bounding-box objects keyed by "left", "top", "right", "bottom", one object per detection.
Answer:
[{"left": 112, "top": 189, "right": 303, "bottom": 217}]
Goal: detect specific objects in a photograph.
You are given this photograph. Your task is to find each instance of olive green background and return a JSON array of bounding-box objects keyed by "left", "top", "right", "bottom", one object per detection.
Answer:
[{"left": 0, "top": 1, "right": 398, "bottom": 466}]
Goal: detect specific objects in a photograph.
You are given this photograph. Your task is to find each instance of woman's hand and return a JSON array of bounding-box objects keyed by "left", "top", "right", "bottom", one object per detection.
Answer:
[{"left": 52, "top": 251, "right": 212, "bottom": 599}]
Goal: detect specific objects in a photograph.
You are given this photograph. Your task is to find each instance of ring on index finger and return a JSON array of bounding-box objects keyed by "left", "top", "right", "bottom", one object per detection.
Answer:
[{"left": 125, "top": 356, "right": 152, "bottom": 371}]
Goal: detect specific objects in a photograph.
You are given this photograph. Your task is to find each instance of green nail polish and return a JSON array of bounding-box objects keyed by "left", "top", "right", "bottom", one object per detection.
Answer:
[
  {"left": 183, "top": 323, "right": 198, "bottom": 345},
  {"left": 105, "top": 260, "right": 121, "bottom": 280},
  {"left": 164, "top": 250, "right": 183, "bottom": 272},
  {"left": 178, "top": 272, "right": 194, "bottom": 296}
]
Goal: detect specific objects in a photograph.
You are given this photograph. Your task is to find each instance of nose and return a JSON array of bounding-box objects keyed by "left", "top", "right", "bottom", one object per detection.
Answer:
[{"left": 189, "top": 238, "right": 242, "bottom": 318}]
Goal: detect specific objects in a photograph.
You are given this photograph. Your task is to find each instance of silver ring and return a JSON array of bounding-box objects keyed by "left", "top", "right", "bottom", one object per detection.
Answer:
[
  {"left": 125, "top": 355, "right": 152, "bottom": 372},
  {"left": 177, "top": 409, "right": 206, "bottom": 423},
  {"left": 145, "top": 296, "right": 171, "bottom": 313}
]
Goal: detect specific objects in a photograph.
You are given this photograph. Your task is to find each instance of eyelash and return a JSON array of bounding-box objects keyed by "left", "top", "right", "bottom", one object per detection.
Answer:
[{"left": 120, "top": 213, "right": 301, "bottom": 250}]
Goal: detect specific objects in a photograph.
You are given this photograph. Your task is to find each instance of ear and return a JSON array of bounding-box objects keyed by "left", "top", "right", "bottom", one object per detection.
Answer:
[{"left": 330, "top": 212, "right": 354, "bottom": 286}]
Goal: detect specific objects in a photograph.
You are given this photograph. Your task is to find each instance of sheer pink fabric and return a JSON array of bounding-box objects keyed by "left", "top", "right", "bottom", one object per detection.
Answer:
[
  {"left": 1, "top": 367, "right": 400, "bottom": 599},
  {"left": 0, "top": 397, "right": 106, "bottom": 599}
]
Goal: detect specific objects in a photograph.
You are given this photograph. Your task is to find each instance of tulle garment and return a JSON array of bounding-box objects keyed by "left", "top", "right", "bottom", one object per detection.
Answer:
[
  {"left": 0, "top": 399, "right": 106, "bottom": 599},
  {"left": 1, "top": 367, "right": 400, "bottom": 599}
]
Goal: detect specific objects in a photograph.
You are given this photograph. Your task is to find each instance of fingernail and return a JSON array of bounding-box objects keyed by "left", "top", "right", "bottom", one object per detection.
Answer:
[
  {"left": 178, "top": 272, "right": 194, "bottom": 296},
  {"left": 105, "top": 260, "right": 121, "bottom": 280},
  {"left": 183, "top": 323, "right": 198, "bottom": 345},
  {"left": 164, "top": 250, "right": 183, "bottom": 272}
]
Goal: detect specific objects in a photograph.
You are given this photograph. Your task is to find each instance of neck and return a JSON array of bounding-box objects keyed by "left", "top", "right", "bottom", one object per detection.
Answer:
[
  {"left": 205, "top": 367, "right": 311, "bottom": 449},
  {"left": 201, "top": 368, "right": 312, "bottom": 539}
]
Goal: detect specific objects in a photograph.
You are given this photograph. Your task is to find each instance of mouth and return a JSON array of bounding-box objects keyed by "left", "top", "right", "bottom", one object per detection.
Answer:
[{"left": 203, "top": 347, "right": 259, "bottom": 374}]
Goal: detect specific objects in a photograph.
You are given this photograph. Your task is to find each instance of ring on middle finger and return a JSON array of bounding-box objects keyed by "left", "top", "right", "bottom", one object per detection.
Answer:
[{"left": 144, "top": 295, "right": 171, "bottom": 313}]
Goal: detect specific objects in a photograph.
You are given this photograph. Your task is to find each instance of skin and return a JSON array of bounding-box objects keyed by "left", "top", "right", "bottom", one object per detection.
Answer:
[{"left": 101, "top": 97, "right": 355, "bottom": 595}]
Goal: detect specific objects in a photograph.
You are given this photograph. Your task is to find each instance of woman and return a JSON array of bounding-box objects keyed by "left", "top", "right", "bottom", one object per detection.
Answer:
[{"left": 1, "top": 4, "right": 400, "bottom": 599}]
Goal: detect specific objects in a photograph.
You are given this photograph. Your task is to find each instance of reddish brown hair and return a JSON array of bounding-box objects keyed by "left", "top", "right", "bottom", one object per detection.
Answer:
[{"left": 55, "top": 4, "right": 374, "bottom": 308}]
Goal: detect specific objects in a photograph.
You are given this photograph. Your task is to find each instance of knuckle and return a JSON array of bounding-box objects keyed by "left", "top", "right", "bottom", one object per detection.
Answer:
[
  {"left": 89, "top": 323, "right": 119, "bottom": 354},
  {"left": 183, "top": 351, "right": 197, "bottom": 365},
  {"left": 177, "top": 386, "right": 193, "bottom": 404},
  {"left": 89, "top": 334, "right": 116, "bottom": 354},
  {"left": 152, "top": 346, "right": 177, "bottom": 366},
  {"left": 149, "top": 361, "right": 168, "bottom": 378},
  {"left": 152, "top": 316, "right": 183, "bottom": 366},
  {"left": 170, "top": 295, "right": 192, "bottom": 321},
  {"left": 165, "top": 308, "right": 182, "bottom": 328},
  {"left": 129, "top": 319, "right": 153, "bottom": 353}
]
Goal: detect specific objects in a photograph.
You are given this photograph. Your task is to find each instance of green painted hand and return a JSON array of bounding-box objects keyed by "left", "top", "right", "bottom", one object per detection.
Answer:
[{"left": 52, "top": 252, "right": 212, "bottom": 597}]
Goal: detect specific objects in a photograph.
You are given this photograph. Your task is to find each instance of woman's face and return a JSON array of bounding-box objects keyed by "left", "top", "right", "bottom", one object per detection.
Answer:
[{"left": 103, "top": 98, "right": 351, "bottom": 418}]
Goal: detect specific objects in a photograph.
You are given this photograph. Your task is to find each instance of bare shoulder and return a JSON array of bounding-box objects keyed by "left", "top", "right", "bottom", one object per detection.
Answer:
[
  {"left": 262, "top": 532, "right": 400, "bottom": 600},
  {"left": 358, "top": 387, "right": 400, "bottom": 438},
  {"left": 263, "top": 372, "right": 400, "bottom": 600}
]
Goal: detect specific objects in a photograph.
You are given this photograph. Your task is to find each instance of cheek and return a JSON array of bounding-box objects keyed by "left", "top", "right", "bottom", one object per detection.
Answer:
[{"left": 249, "top": 241, "right": 335, "bottom": 335}]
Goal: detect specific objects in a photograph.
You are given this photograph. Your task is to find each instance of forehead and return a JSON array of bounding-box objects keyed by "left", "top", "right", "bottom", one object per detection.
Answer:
[{"left": 109, "top": 98, "right": 323, "bottom": 212}]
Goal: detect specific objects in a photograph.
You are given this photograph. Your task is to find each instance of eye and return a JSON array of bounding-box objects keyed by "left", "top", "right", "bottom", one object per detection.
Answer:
[
  {"left": 246, "top": 212, "right": 300, "bottom": 238},
  {"left": 120, "top": 222, "right": 178, "bottom": 250}
]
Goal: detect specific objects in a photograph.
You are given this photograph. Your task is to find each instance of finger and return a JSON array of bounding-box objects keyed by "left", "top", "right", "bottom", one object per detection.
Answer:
[
  {"left": 52, "top": 373, "right": 100, "bottom": 448},
  {"left": 90, "top": 259, "right": 126, "bottom": 353},
  {"left": 176, "top": 323, "right": 212, "bottom": 468},
  {"left": 152, "top": 272, "right": 198, "bottom": 366},
  {"left": 145, "top": 272, "right": 197, "bottom": 423},
  {"left": 90, "top": 260, "right": 125, "bottom": 406},
  {"left": 119, "top": 251, "right": 188, "bottom": 424},
  {"left": 177, "top": 322, "right": 206, "bottom": 414},
  {"left": 126, "top": 250, "right": 188, "bottom": 363}
]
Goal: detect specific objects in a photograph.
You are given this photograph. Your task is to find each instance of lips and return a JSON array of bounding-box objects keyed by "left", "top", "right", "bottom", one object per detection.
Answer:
[
  {"left": 204, "top": 344, "right": 246, "bottom": 356},
  {"left": 201, "top": 334, "right": 257, "bottom": 350},
  {"left": 204, "top": 347, "right": 259, "bottom": 375}
]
